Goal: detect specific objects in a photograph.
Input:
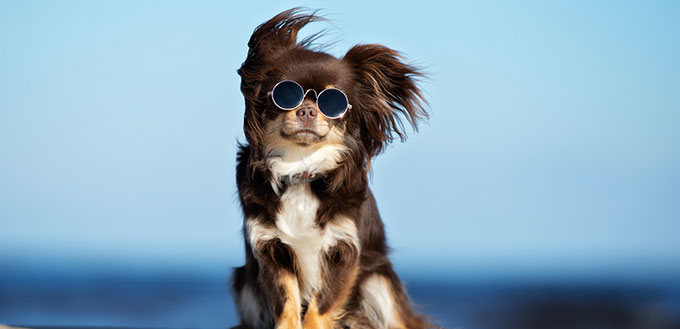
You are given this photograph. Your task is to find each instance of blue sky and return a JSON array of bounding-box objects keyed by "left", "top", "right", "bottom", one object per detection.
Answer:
[{"left": 1, "top": 0, "right": 679, "bottom": 278}]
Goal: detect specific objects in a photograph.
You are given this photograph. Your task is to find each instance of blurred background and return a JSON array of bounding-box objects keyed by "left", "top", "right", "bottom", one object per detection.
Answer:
[{"left": 1, "top": 1, "right": 679, "bottom": 328}]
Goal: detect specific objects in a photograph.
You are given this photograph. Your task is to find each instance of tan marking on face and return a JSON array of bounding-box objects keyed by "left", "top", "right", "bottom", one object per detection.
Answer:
[
  {"left": 275, "top": 272, "right": 302, "bottom": 329},
  {"left": 264, "top": 98, "right": 341, "bottom": 146},
  {"left": 263, "top": 104, "right": 345, "bottom": 150}
]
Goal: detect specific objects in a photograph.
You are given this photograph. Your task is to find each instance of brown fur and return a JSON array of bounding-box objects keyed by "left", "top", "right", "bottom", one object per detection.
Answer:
[{"left": 231, "top": 8, "right": 434, "bottom": 329}]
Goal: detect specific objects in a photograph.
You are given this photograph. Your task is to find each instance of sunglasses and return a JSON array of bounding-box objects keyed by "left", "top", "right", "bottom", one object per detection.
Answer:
[{"left": 267, "top": 80, "right": 352, "bottom": 119}]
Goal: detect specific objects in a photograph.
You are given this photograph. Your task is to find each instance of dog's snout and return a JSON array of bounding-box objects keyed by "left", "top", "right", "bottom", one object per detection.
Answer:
[{"left": 296, "top": 106, "right": 317, "bottom": 122}]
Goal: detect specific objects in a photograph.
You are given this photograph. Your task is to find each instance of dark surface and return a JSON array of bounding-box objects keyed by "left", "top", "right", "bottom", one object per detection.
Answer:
[{"left": 1, "top": 269, "right": 680, "bottom": 329}]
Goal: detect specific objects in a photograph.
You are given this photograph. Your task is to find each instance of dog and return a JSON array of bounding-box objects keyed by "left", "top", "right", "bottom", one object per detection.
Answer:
[{"left": 231, "top": 8, "right": 432, "bottom": 329}]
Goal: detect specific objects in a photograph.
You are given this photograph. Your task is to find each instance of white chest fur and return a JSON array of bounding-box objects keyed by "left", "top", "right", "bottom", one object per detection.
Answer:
[
  {"left": 246, "top": 184, "right": 360, "bottom": 303},
  {"left": 246, "top": 142, "right": 359, "bottom": 302},
  {"left": 276, "top": 184, "right": 324, "bottom": 300}
]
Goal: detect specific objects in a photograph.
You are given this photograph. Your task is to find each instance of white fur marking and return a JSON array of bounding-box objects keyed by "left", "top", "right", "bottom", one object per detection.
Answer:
[
  {"left": 276, "top": 184, "right": 322, "bottom": 301},
  {"left": 237, "top": 285, "right": 270, "bottom": 329},
  {"left": 324, "top": 216, "right": 360, "bottom": 252},
  {"left": 246, "top": 218, "right": 277, "bottom": 252},
  {"left": 245, "top": 194, "right": 359, "bottom": 303},
  {"left": 246, "top": 139, "right": 356, "bottom": 303},
  {"left": 361, "top": 275, "right": 399, "bottom": 329},
  {"left": 267, "top": 142, "right": 347, "bottom": 180}
]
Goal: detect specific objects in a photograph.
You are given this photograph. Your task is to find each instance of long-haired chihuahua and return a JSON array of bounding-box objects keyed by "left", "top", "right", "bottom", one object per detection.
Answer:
[{"left": 231, "top": 8, "right": 433, "bottom": 329}]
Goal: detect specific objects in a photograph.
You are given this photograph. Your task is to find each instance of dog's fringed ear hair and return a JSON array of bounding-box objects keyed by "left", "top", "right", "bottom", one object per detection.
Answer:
[
  {"left": 238, "top": 8, "right": 321, "bottom": 154},
  {"left": 343, "top": 44, "right": 428, "bottom": 158}
]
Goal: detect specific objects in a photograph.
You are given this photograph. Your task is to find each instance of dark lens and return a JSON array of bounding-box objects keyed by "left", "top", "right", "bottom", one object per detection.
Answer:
[
  {"left": 317, "top": 89, "right": 348, "bottom": 118},
  {"left": 272, "top": 81, "right": 303, "bottom": 109}
]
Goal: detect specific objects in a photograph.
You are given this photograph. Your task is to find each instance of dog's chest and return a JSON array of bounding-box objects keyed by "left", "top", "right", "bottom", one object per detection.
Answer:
[{"left": 275, "top": 184, "right": 325, "bottom": 299}]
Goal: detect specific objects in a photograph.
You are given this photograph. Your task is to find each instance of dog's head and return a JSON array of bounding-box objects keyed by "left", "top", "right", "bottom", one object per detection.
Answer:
[{"left": 239, "top": 9, "right": 427, "bottom": 184}]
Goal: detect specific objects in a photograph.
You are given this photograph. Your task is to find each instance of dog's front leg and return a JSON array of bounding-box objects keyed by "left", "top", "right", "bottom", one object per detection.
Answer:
[
  {"left": 249, "top": 222, "right": 303, "bottom": 329},
  {"left": 303, "top": 223, "right": 360, "bottom": 329}
]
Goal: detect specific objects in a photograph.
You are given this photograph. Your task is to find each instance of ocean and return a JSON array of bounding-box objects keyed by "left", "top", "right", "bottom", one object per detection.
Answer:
[{"left": 1, "top": 265, "right": 679, "bottom": 329}]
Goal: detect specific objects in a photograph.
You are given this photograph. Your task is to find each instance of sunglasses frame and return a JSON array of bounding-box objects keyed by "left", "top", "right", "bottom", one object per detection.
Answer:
[{"left": 267, "top": 80, "right": 352, "bottom": 119}]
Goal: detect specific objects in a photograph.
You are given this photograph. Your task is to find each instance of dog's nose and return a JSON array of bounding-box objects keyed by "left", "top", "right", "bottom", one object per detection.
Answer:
[{"left": 296, "top": 106, "right": 317, "bottom": 122}]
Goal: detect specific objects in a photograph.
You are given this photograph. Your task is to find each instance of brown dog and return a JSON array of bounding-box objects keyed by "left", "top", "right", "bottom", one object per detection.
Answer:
[{"left": 231, "top": 8, "right": 432, "bottom": 329}]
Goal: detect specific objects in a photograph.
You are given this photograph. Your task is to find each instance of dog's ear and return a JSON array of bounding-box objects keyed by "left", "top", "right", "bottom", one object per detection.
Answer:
[
  {"left": 238, "top": 8, "right": 321, "bottom": 153},
  {"left": 243, "top": 8, "right": 320, "bottom": 66},
  {"left": 343, "top": 44, "right": 428, "bottom": 157}
]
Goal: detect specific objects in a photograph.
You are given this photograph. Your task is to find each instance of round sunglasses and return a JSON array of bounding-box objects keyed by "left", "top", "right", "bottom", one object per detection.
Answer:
[{"left": 267, "top": 80, "right": 352, "bottom": 119}]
